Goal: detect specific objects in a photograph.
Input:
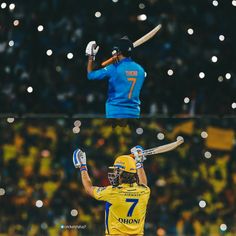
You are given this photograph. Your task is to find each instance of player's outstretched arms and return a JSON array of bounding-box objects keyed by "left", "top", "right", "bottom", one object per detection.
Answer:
[
  {"left": 73, "top": 149, "right": 95, "bottom": 198},
  {"left": 85, "top": 41, "right": 99, "bottom": 73},
  {"left": 131, "top": 145, "right": 148, "bottom": 186}
]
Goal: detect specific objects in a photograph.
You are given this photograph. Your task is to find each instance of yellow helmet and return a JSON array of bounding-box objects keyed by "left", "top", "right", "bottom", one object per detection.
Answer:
[{"left": 109, "top": 155, "right": 136, "bottom": 173}]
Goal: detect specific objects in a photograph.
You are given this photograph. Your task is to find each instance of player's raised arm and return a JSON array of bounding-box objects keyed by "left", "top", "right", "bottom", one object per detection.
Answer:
[
  {"left": 131, "top": 145, "right": 148, "bottom": 186},
  {"left": 137, "top": 164, "right": 148, "bottom": 186},
  {"left": 73, "top": 149, "right": 95, "bottom": 198},
  {"left": 85, "top": 41, "right": 113, "bottom": 81},
  {"left": 85, "top": 41, "right": 99, "bottom": 73}
]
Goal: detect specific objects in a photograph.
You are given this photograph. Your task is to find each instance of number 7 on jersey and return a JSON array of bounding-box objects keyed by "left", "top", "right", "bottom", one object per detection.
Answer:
[
  {"left": 127, "top": 78, "right": 137, "bottom": 99},
  {"left": 126, "top": 198, "right": 139, "bottom": 217}
]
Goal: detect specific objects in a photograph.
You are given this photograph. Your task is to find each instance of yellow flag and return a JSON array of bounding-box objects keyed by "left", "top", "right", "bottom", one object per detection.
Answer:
[
  {"left": 206, "top": 127, "right": 234, "bottom": 151},
  {"left": 168, "top": 121, "right": 194, "bottom": 140}
]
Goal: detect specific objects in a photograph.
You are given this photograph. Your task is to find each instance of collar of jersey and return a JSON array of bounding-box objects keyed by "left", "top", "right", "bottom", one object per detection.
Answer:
[
  {"left": 117, "top": 57, "right": 132, "bottom": 64},
  {"left": 119, "top": 183, "right": 138, "bottom": 187}
]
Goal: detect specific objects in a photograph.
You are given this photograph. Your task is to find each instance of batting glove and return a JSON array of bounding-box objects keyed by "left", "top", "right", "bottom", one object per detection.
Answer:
[
  {"left": 131, "top": 145, "right": 146, "bottom": 169},
  {"left": 73, "top": 149, "right": 87, "bottom": 172},
  {"left": 85, "top": 41, "right": 99, "bottom": 60}
]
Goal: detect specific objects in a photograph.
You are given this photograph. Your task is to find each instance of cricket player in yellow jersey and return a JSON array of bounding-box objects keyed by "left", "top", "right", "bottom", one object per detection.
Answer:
[{"left": 73, "top": 146, "right": 150, "bottom": 235}]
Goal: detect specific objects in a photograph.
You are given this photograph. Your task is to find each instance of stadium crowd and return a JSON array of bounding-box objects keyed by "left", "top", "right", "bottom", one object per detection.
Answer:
[
  {"left": 0, "top": 0, "right": 236, "bottom": 115},
  {"left": 0, "top": 118, "right": 236, "bottom": 235}
]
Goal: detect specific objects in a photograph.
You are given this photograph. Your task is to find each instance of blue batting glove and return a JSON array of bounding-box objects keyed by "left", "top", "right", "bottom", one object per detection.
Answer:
[
  {"left": 131, "top": 145, "right": 146, "bottom": 169},
  {"left": 73, "top": 149, "right": 87, "bottom": 171}
]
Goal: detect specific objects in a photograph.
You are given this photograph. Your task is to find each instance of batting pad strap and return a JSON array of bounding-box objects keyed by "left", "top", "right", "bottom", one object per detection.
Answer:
[{"left": 136, "top": 163, "right": 143, "bottom": 169}]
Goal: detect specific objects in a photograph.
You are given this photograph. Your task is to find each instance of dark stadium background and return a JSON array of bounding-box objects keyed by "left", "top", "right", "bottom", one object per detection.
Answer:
[
  {"left": 0, "top": 118, "right": 235, "bottom": 235},
  {"left": 0, "top": 0, "right": 236, "bottom": 115}
]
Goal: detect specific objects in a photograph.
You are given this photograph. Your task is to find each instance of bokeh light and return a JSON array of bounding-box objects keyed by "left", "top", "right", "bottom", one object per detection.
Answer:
[
  {"left": 232, "top": 103, "right": 236, "bottom": 109},
  {"left": 36, "top": 200, "right": 43, "bottom": 208},
  {"left": 212, "top": 0, "right": 218, "bottom": 6},
  {"left": 167, "top": 69, "right": 174, "bottom": 76},
  {"left": 13, "top": 20, "right": 19, "bottom": 26},
  {"left": 137, "top": 14, "right": 147, "bottom": 21},
  {"left": 27, "top": 86, "right": 33, "bottom": 93},
  {"left": 177, "top": 136, "right": 184, "bottom": 142},
  {"left": 139, "top": 3, "right": 145, "bottom": 9},
  {"left": 74, "top": 120, "right": 82, "bottom": 127},
  {"left": 41, "top": 223, "right": 48, "bottom": 230},
  {"left": 46, "top": 49, "right": 53, "bottom": 56},
  {"left": 37, "top": 25, "right": 44, "bottom": 32},
  {"left": 184, "top": 97, "right": 190, "bottom": 104},
  {"left": 187, "top": 28, "right": 194, "bottom": 35},
  {"left": 67, "top": 53, "right": 74, "bottom": 59},
  {"left": 9, "top": 3, "right": 15, "bottom": 10},
  {"left": 156, "top": 227, "right": 166, "bottom": 236},
  {"left": 8, "top": 40, "right": 14, "bottom": 47},
  {"left": 218, "top": 76, "right": 223, "bottom": 82},
  {"left": 220, "top": 224, "right": 227, "bottom": 231},
  {"left": 95, "top": 11, "right": 102, "bottom": 18},
  {"left": 225, "top": 73, "right": 231, "bottom": 80},
  {"left": 157, "top": 133, "right": 165, "bottom": 140},
  {"left": 73, "top": 126, "right": 80, "bottom": 134},
  {"left": 199, "top": 200, "right": 207, "bottom": 208},
  {"left": 211, "top": 56, "right": 218, "bottom": 63},
  {"left": 201, "top": 131, "right": 208, "bottom": 139},
  {"left": 199, "top": 72, "right": 205, "bottom": 79},
  {"left": 219, "top": 35, "right": 225, "bottom": 41},
  {"left": 204, "top": 151, "right": 212, "bottom": 159},
  {"left": 136, "top": 127, "right": 143, "bottom": 135},
  {"left": 71, "top": 209, "right": 78, "bottom": 217},
  {"left": 7, "top": 118, "right": 14, "bottom": 123},
  {"left": 1, "top": 2, "right": 7, "bottom": 9},
  {"left": 0, "top": 188, "right": 6, "bottom": 196}
]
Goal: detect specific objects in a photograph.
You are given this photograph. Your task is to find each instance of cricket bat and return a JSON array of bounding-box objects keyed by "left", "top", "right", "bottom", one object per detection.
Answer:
[
  {"left": 130, "top": 137, "right": 184, "bottom": 158},
  {"left": 101, "top": 24, "right": 162, "bottom": 67}
]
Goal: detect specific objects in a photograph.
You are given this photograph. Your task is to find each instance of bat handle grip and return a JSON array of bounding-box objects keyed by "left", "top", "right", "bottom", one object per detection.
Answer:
[
  {"left": 130, "top": 153, "right": 146, "bottom": 159},
  {"left": 101, "top": 56, "right": 116, "bottom": 67}
]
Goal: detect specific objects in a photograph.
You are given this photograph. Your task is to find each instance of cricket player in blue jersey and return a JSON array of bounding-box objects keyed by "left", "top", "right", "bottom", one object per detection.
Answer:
[{"left": 85, "top": 37, "right": 146, "bottom": 118}]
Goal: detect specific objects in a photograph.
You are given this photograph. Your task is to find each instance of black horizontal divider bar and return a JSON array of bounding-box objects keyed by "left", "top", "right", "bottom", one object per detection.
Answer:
[{"left": 0, "top": 114, "right": 235, "bottom": 119}]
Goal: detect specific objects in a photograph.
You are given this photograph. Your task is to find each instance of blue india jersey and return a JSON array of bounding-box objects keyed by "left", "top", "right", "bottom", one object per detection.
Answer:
[{"left": 87, "top": 58, "right": 146, "bottom": 118}]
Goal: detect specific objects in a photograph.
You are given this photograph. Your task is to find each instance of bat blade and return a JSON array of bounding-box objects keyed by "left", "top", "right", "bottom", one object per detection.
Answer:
[
  {"left": 130, "top": 138, "right": 184, "bottom": 158},
  {"left": 133, "top": 24, "right": 162, "bottom": 48},
  {"left": 143, "top": 138, "right": 184, "bottom": 156},
  {"left": 101, "top": 24, "right": 162, "bottom": 67}
]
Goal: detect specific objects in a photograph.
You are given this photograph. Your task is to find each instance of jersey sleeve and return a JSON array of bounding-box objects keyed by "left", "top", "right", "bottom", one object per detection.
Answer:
[
  {"left": 93, "top": 186, "right": 113, "bottom": 201},
  {"left": 87, "top": 65, "right": 114, "bottom": 80},
  {"left": 140, "top": 184, "right": 151, "bottom": 195}
]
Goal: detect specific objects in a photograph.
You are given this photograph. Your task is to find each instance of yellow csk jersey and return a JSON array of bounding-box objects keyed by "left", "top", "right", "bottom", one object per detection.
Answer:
[{"left": 93, "top": 183, "right": 150, "bottom": 235}]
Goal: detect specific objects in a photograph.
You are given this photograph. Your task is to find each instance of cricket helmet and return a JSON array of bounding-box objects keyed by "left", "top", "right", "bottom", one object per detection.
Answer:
[
  {"left": 109, "top": 155, "right": 137, "bottom": 173},
  {"left": 108, "top": 155, "right": 137, "bottom": 186},
  {"left": 112, "top": 36, "right": 134, "bottom": 57}
]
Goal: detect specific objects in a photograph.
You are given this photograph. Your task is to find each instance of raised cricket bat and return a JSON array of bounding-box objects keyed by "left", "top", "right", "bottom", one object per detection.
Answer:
[
  {"left": 101, "top": 24, "right": 162, "bottom": 67},
  {"left": 130, "top": 137, "right": 184, "bottom": 158}
]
